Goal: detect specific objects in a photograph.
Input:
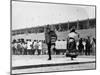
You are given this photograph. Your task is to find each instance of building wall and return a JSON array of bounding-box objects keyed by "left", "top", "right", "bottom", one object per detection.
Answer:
[
  {"left": 12, "top": 33, "right": 45, "bottom": 41},
  {"left": 12, "top": 28, "right": 95, "bottom": 41}
]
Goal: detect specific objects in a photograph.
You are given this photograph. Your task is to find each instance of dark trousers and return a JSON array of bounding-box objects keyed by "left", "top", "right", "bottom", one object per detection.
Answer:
[
  {"left": 85, "top": 49, "right": 90, "bottom": 55},
  {"left": 47, "top": 43, "right": 52, "bottom": 59},
  {"left": 33, "top": 49, "right": 40, "bottom": 55},
  {"left": 85, "top": 46, "right": 91, "bottom": 55},
  {"left": 31, "top": 49, "right": 35, "bottom": 55},
  {"left": 27, "top": 49, "right": 31, "bottom": 55},
  {"left": 17, "top": 49, "right": 21, "bottom": 55},
  {"left": 24, "top": 49, "right": 27, "bottom": 55},
  {"left": 78, "top": 45, "right": 84, "bottom": 55}
]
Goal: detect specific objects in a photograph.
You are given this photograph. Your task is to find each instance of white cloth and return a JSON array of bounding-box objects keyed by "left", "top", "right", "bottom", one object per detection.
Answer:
[
  {"left": 55, "top": 41, "right": 60, "bottom": 49},
  {"left": 55, "top": 41, "right": 67, "bottom": 49},
  {"left": 63, "top": 41, "right": 67, "bottom": 49}
]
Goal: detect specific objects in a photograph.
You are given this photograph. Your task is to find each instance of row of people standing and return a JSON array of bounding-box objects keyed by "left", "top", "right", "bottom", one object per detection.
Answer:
[
  {"left": 12, "top": 37, "right": 96, "bottom": 56},
  {"left": 12, "top": 39, "right": 47, "bottom": 55}
]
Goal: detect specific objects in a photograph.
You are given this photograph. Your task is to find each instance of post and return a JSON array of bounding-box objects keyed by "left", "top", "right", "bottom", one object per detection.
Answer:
[
  {"left": 77, "top": 19, "right": 79, "bottom": 30},
  {"left": 68, "top": 20, "right": 69, "bottom": 30},
  {"left": 87, "top": 18, "right": 90, "bottom": 28}
]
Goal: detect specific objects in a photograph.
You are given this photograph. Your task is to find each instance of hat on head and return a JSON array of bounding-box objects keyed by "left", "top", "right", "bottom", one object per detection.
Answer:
[{"left": 70, "top": 27, "right": 75, "bottom": 32}]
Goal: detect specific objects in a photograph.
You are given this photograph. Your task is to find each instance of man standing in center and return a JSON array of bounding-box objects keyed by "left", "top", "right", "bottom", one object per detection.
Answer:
[{"left": 45, "top": 25, "right": 57, "bottom": 60}]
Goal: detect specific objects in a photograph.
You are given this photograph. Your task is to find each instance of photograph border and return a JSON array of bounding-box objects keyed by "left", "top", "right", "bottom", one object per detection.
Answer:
[{"left": 10, "top": 0, "right": 96, "bottom": 75}]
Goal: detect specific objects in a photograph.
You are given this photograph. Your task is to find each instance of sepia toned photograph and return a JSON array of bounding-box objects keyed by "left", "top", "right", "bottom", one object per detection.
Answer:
[{"left": 11, "top": 0, "right": 96, "bottom": 74}]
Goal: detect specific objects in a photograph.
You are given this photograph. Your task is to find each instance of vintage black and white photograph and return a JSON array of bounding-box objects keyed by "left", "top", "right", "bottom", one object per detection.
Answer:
[{"left": 11, "top": 0, "right": 96, "bottom": 74}]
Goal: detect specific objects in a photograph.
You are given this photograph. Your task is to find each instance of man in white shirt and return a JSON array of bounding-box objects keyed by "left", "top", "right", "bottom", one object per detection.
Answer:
[
  {"left": 27, "top": 39, "right": 32, "bottom": 55},
  {"left": 38, "top": 40, "right": 42, "bottom": 55},
  {"left": 34, "top": 40, "right": 40, "bottom": 55}
]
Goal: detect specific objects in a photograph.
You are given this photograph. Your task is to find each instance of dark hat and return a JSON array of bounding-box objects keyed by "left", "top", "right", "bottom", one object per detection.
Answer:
[{"left": 70, "top": 28, "right": 75, "bottom": 32}]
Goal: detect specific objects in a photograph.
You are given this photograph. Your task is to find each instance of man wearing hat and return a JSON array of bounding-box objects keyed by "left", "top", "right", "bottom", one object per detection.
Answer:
[{"left": 45, "top": 25, "right": 57, "bottom": 60}]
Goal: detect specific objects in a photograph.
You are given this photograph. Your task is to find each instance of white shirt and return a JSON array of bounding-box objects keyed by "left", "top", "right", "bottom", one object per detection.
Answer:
[
  {"left": 33, "top": 41, "right": 37, "bottom": 49},
  {"left": 22, "top": 43, "right": 27, "bottom": 49},
  {"left": 82, "top": 41, "right": 86, "bottom": 50},
  {"left": 68, "top": 32, "right": 79, "bottom": 41},
  {"left": 38, "top": 42, "right": 42, "bottom": 50},
  {"left": 27, "top": 41, "right": 32, "bottom": 50},
  {"left": 34, "top": 41, "right": 39, "bottom": 49},
  {"left": 13, "top": 43, "right": 17, "bottom": 49}
]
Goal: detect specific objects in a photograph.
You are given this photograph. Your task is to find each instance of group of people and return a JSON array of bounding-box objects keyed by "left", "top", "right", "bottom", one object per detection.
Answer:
[
  {"left": 11, "top": 39, "right": 47, "bottom": 55},
  {"left": 77, "top": 37, "right": 96, "bottom": 56}
]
